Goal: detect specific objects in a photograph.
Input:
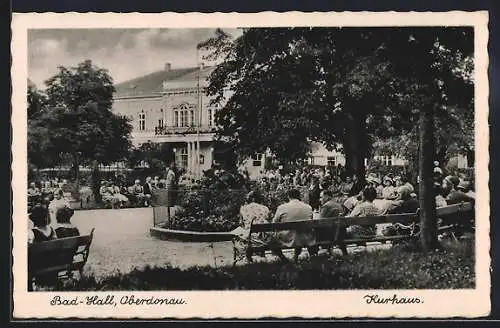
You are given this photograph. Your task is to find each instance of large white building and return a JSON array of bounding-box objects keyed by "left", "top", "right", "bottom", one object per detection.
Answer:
[{"left": 112, "top": 63, "right": 259, "bottom": 177}]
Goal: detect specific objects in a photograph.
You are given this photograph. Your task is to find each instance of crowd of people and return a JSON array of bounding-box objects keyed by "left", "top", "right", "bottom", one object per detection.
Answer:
[{"left": 231, "top": 163, "right": 475, "bottom": 261}]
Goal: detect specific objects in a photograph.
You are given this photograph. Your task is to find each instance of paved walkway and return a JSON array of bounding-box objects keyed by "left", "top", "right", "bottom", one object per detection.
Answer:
[{"left": 72, "top": 208, "right": 235, "bottom": 280}]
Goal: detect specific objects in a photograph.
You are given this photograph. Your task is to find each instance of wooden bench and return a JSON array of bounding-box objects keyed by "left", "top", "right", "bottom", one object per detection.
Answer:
[
  {"left": 28, "top": 228, "right": 95, "bottom": 289},
  {"left": 241, "top": 202, "right": 474, "bottom": 263},
  {"left": 436, "top": 202, "right": 475, "bottom": 240}
]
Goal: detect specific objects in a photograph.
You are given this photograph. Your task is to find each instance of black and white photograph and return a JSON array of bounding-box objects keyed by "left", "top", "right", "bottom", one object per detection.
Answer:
[{"left": 12, "top": 12, "right": 490, "bottom": 318}]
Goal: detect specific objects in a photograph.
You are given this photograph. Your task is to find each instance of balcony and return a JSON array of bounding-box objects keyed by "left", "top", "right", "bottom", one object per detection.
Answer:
[{"left": 154, "top": 125, "right": 217, "bottom": 136}]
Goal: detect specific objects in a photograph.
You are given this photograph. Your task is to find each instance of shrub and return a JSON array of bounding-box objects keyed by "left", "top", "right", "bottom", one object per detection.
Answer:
[{"left": 54, "top": 240, "right": 474, "bottom": 291}]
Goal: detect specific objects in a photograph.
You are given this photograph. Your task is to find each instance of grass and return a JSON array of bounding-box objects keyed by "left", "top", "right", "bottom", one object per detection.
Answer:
[{"left": 50, "top": 239, "right": 474, "bottom": 291}]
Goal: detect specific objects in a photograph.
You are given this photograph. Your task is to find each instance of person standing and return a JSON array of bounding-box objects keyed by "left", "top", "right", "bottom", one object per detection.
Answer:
[
  {"left": 165, "top": 162, "right": 178, "bottom": 206},
  {"left": 308, "top": 176, "right": 321, "bottom": 211},
  {"left": 143, "top": 177, "right": 154, "bottom": 206}
]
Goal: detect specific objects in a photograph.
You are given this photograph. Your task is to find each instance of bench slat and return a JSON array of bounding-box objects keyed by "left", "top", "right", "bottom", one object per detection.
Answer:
[{"left": 250, "top": 213, "right": 417, "bottom": 233}]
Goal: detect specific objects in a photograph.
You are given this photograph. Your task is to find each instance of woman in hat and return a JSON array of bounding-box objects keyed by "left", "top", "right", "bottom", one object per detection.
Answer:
[{"left": 382, "top": 176, "right": 397, "bottom": 200}]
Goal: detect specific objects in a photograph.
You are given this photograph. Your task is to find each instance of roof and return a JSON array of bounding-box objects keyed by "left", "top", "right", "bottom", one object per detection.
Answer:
[{"left": 114, "top": 66, "right": 215, "bottom": 98}]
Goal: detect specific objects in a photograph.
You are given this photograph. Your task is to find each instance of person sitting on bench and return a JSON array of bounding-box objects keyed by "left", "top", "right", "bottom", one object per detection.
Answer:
[
  {"left": 231, "top": 190, "right": 271, "bottom": 260},
  {"left": 318, "top": 189, "right": 348, "bottom": 255},
  {"left": 271, "top": 188, "right": 317, "bottom": 262},
  {"left": 30, "top": 205, "right": 57, "bottom": 244},
  {"left": 345, "top": 186, "right": 380, "bottom": 238},
  {"left": 54, "top": 206, "right": 80, "bottom": 238}
]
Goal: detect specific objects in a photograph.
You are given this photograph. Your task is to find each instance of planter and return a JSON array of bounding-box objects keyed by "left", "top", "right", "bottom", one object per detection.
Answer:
[{"left": 150, "top": 226, "right": 234, "bottom": 243}]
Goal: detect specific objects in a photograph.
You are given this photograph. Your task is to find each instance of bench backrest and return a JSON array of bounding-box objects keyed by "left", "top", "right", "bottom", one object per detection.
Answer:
[
  {"left": 250, "top": 213, "right": 418, "bottom": 233},
  {"left": 250, "top": 202, "right": 474, "bottom": 234},
  {"left": 436, "top": 202, "right": 474, "bottom": 217},
  {"left": 28, "top": 228, "right": 95, "bottom": 277}
]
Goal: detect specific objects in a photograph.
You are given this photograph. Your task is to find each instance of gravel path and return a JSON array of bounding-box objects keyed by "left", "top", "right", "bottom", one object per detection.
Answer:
[{"left": 72, "top": 208, "right": 234, "bottom": 280}]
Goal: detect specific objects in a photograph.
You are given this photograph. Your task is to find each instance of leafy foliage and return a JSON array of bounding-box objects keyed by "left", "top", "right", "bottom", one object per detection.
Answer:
[
  {"left": 199, "top": 27, "right": 473, "bottom": 178},
  {"left": 27, "top": 60, "right": 133, "bottom": 172},
  {"left": 127, "top": 142, "right": 174, "bottom": 172}
]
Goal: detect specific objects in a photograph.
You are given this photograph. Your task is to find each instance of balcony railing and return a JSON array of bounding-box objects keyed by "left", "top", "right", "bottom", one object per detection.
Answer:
[{"left": 154, "top": 125, "right": 217, "bottom": 136}]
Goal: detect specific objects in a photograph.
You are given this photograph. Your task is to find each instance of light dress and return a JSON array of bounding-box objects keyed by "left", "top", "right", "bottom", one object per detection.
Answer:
[{"left": 231, "top": 202, "right": 271, "bottom": 261}]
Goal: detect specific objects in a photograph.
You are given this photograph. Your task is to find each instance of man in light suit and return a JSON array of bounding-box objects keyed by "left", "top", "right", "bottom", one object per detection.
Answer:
[{"left": 272, "top": 188, "right": 317, "bottom": 261}]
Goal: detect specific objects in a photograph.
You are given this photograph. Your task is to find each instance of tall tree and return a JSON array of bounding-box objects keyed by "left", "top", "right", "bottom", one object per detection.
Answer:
[
  {"left": 29, "top": 60, "right": 133, "bottom": 185},
  {"left": 199, "top": 28, "right": 402, "bottom": 179},
  {"left": 378, "top": 27, "right": 473, "bottom": 251}
]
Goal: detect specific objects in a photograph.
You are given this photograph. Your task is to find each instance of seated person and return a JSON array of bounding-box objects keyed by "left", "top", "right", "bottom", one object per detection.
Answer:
[
  {"left": 54, "top": 206, "right": 80, "bottom": 238},
  {"left": 381, "top": 176, "right": 397, "bottom": 200},
  {"left": 231, "top": 190, "right": 271, "bottom": 260},
  {"left": 443, "top": 176, "right": 474, "bottom": 205},
  {"left": 317, "top": 189, "right": 348, "bottom": 255},
  {"left": 270, "top": 188, "right": 317, "bottom": 262},
  {"left": 386, "top": 185, "right": 419, "bottom": 215},
  {"left": 343, "top": 192, "right": 361, "bottom": 213},
  {"left": 382, "top": 186, "right": 420, "bottom": 236},
  {"left": 99, "top": 181, "right": 114, "bottom": 206},
  {"left": 28, "top": 205, "right": 59, "bottom": 287},
  {"left": 29, "top": 205, "right": 57, "bottom": 244},
  {"left": 110, "top": 182, "right": 128, "bottom": 208},
  {"left": 435, "top": 185, "right": 448, "bottom": 208},
  {"left": 345, "top": 186, "right": 380, "bottom": 238},
  {"left": 48, "top": 189, "right": 70, "bottom": 227}
]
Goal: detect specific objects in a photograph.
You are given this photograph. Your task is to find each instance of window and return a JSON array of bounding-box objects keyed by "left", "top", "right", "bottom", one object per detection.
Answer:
[
  {"left": 175, "top": 147, "right": 188, "bottom": 169},
  {"left": 190, "top": 110, "right": 195, "bottom": 127},
  {"left": 252, "top": 153, "right": 263, "bottom": 167},
  {"left": 138, "top": 112, "right": 146, "bottom": 131},
  {"left": 174, "top": 104, "right": 196, "bottom": 128},
  {"left": 158, "top": 119, "right": 164, "bottom": 128},
  {"left": 180, "top": 111, "right": 188, "bottom": 127},
  {"left": 327, "top": 156, "right": 336, "bottom": 166},
  {"left": 208, "top": 109, "right": 213, "bottom": 126}
]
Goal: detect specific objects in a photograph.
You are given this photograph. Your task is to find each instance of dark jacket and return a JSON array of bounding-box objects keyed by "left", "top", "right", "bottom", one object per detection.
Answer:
[
  {"left": 143, "top": 183, "right": 153, "bottom": 195},
  {"left": 55, "top": 225, "right": 80, "bottom": 238}
]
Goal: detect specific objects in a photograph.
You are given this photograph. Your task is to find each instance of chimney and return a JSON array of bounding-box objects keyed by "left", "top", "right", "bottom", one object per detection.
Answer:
[{"left": 164, "top": 62, "right": 171, "bottom": 71}]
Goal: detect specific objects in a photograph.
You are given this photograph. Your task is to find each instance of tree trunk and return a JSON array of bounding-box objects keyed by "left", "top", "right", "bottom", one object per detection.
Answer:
[
  {"left": 466, "top": 148, "right": 475, "bottom": 168},
  {"left": 343, "top": 112, "right": 367, "bottom": 182},
  {"left": 91, "top": 161, "right": 101, "bottom": 204},
  {"left": 419, "top": 105, "right": 439, "bottom": 252}
]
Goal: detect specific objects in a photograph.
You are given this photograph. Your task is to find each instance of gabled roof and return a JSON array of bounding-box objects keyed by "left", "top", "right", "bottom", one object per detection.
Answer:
[{"left": 114, "top": 66, "right": 215, "bottom": 98}]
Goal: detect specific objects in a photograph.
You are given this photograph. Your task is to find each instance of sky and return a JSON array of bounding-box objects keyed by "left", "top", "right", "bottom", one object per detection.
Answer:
[{"left": 28, "top": 28, "right": 242, "bottom": 88}]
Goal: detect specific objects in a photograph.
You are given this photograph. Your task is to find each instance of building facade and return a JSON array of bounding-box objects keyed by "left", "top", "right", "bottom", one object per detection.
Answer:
[{"left": 112, "top": 63, "right": 266, "bottom": 178}]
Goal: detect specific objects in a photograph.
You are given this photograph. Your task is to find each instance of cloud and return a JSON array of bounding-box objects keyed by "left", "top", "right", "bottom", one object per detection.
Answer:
[{"left": 28, "top": 28, "right": 243, "bottom": 88}]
